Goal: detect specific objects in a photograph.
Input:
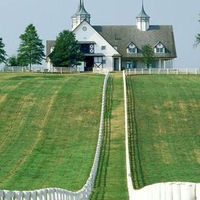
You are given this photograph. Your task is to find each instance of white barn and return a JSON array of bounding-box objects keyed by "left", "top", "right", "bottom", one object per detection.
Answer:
[{"left": 46, "top": 0, "right": 177, "bottom": 72}]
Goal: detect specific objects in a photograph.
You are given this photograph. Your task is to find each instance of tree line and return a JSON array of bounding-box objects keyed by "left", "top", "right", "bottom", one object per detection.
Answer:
[
  {"left": 0, "top": 24, "right": 45, "bottom": 69},
  {"left": 0, "top": 24, "right": 83, "bottom": 70}
]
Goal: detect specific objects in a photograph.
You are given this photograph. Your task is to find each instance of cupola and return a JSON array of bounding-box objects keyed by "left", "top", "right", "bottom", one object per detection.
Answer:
[
  {"left": 71, "top": 0, "right": 91, "bottom": 30},
  {"left": 136, "top": 2, "right": 150, "bottom": 31}
]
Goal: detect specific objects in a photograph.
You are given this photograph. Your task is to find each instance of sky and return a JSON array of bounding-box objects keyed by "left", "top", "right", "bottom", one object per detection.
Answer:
[{"left": 0, "top": 0, "right": 200, "bottom": 69}]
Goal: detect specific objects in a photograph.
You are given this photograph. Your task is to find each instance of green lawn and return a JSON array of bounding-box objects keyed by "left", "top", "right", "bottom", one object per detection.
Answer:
[
  {"left": 0, "top": 73, "right": 104, "bottom": 191},
  {"left": 127, "top": 75, "right": 200, "bottom": 189}
]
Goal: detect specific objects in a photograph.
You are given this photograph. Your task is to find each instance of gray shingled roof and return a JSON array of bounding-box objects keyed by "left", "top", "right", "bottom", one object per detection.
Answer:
[{"left": 93, "top": 25, "right": 177, "bottom": 59}]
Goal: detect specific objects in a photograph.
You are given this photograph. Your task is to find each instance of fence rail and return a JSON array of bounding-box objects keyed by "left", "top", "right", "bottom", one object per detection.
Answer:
[
  {"left": 126, "top": 68, "right": 200, "bottom": 75},
  {"left": 1, "top": 66, "right": 44, "bottom": 72},
  {"left": 0, "top": 66, "right": 81, "bottom": 73},
  {"left": 93, "top": 67, "right": 109, "bottom": 75},
  {"left": 0, "top": 72, "right": 110, "bottom": 200},
  {"left": 129, "top": 182, "right": 200, "bottom": 200},
  {"left": 0, "top": 66, "right": 110, "bottom": 74}
]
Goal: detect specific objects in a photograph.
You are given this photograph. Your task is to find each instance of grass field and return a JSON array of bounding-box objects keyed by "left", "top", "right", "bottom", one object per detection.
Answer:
[
  {"left": 127, "top": 75, "right": 200, "bottom": 189},
  {"left": 0, "top": 73, "right": 104, "bottom": 191}
]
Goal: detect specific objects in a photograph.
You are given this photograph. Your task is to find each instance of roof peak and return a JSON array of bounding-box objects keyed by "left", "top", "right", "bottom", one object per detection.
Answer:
[
  {"left": 72, "top": 0, "right": 90, "bottom": 17},
  {"left": 79, "top": 0, "right": 90, "bottom": 15},
  {"left": 136, "top": 1, "right": 150, "bottom": 19},
  {"left": 72, "top": 0, "right": 91, "bottom": 30}
]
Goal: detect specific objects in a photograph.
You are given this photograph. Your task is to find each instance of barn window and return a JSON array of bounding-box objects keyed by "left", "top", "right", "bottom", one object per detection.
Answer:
[
  {"left": 101, "top": 46, "right": 106, "bottom": 50},
  {"left": 155, "top": 42, "right": 165, "bottom": 53},
  {"left": 127, "top": 42, "right": 137, "bottom": 53}
]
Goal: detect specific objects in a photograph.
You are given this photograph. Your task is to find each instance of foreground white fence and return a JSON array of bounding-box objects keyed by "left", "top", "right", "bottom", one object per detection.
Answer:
[
  {"left": 0, "top": 72, "right": 110, "bottom": 200},
  {"left": 131, "top": 182, "right": 200, "bottom": 200},
  {"left": 0, "top": 188, "right": 84, "bottom": 200},
  {"left": 126, "top": 68, "right": 200, "bottom": 75},
  {"left": 123, "top": 70, "right": 200, "bottom": 200}
]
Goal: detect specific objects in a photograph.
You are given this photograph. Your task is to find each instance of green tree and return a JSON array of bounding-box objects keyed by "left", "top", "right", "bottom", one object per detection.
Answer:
[
  {"left": 49, "top": 30, "right": 83, "bottom": 67},
  {"left": 18, "top": 24, "right": 45, "bottom": 69},
  {"left": 8, "top": 55, "right": 19, "bottom": 66},
  {"left": 141, "top": 44, "right": 154, "bottom": 68},
  {"left": 0, "top": 37, "right": 7, "bottom": 64}
]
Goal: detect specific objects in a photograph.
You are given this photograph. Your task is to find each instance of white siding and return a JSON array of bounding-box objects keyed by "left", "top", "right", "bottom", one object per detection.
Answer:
[{"left": 73, "top": 21, "right": 120, "bottom": 71}]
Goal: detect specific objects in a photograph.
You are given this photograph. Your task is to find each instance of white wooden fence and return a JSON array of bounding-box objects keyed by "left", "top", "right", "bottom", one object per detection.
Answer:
[
  {"left": 93, "top": 67, "right": 109, "bottom": 75},
  {"left": 123, "top": 70, "right": 200, "bottom": 200},
  {"left": 0, "top": 72, "right": 110, "bottom": 200},
  {"left": 130, "top": 182, "right": 200, "bottom": 200},
  {"left": 1, "top": 66, "right": 44, "bottom": 72},
  {"left": 0, "top": 66, "right": 80, "bottom": 73},
  {"left": 47, "top": 67, "right": 80, "bottom": 73},
  {"left": 126, "top": 68, "right": 200, "bottom": 75},
  {"left": 0, "top": 66, "right": 111, "bottom": 74}
]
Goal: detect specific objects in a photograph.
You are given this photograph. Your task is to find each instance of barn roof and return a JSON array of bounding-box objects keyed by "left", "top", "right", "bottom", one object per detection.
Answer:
[{"left": 93, "top": 25, "right": 177, "bottom": 58}]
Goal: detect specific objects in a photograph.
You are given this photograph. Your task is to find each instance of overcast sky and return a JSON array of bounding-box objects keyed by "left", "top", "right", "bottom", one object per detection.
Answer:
[{"left": 0, "top": 0, "right": 200, "bottom": 69}]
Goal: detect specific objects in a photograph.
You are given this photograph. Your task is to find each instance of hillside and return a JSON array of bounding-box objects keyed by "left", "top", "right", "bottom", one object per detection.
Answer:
[
  {"left": 0, "top": 73, "right": 104, "bottom": 191},
  {"left": 127, "top": 75, "right": 200, "bottom": 189}
]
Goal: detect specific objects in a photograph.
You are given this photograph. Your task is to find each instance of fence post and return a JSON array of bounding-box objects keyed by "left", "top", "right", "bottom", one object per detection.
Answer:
[
  {"left": 196, "top": 184, "right": 200, "bottom": 200},
  {"left": 14, "top": 191, "right": 24, "bottom": 200},
  {"left": 181, "top": 183, "right": 196, "bottom": 200},
  {"left": 31, "top": 191, "right": 37, "bottom": 200},
  {"left": 0, "top": 190, "right": 4, "bottom": 199},
  {"left": 5, "top": 191, "right": 15, "bottom": 199},
  {"left": 149, "top": 68, "right": 152, "bottom": 74}
]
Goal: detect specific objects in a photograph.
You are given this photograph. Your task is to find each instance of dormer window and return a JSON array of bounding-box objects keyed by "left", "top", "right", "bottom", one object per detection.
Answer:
[
  {"left": 155, "top": 42, "right": 165, "bottom": 53},
  {"left": 127, "top": 42, "right": 137, "bottom": 54}
]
